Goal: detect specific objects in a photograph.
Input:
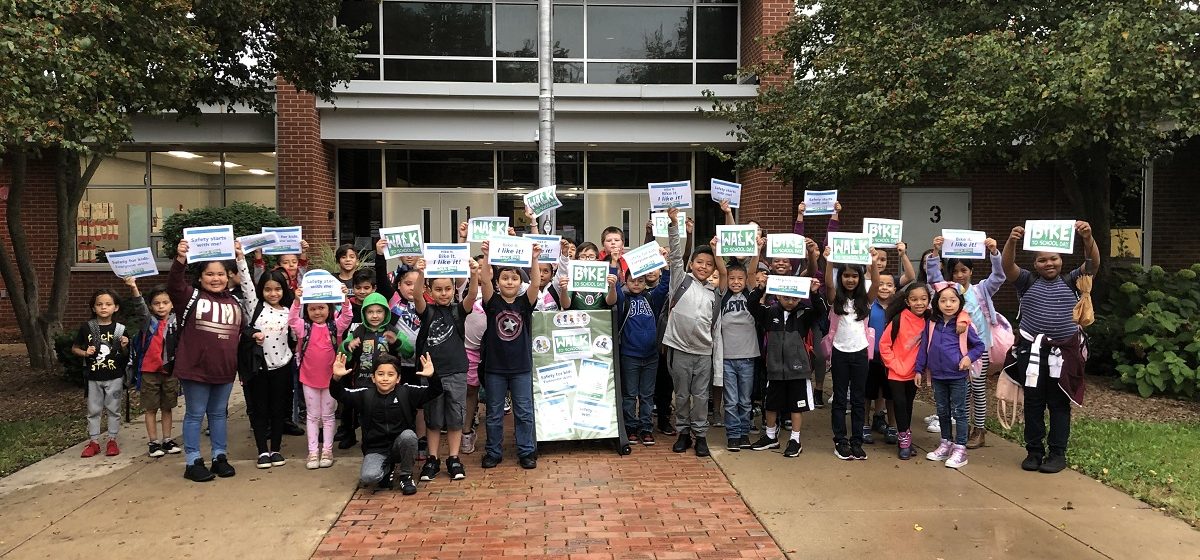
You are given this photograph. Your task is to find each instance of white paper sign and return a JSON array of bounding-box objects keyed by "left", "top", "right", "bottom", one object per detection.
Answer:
[
  {"left": 523, "top": 185, "right": 563, "bottom": 217},
  {"left": 765, "top": 275, "right": 813, "bottom": 299},
  {"left": 379, "top": 225, "right": 423, "bottom": 259},
  {"left": 622, "top": 242, "right": 668, "bottom": 279},
  {"left": 552, "top": 328, "right": 593, "bottom": 361},
  {"left": 715, "top": 225, "right": 759, "bottom": 257},
  {"left": 468, "top": 217, "right": 510, "bottom": 242},
  {"left": 576, "top": 358, "right": 612, "bottom": 400},
  {"left": 262, "top": 226, "right": 302, "bottom": 255},
  {"left": 537, "top": 395, "right": 573, "bottom": 437},
  {"left": 1023, "top": 220, "right": 1077, "bottom": 254},
  {"left": 710, "top": 179, "right": 742, "bottom": 208},
  {"left": 183, "top": 225, "right": 236, "bottom": 264},
  {"left": 568, "top": 260, "right": 611, "bottom": 293},
  {"left": 648, "top": 180, "right": 692, "bottom": 211},
  {"left": 572, "top": 398, "right": 613, "bottom": 433},
  {"left": 487, "top": 235, "right": 534, "bottom": 267},
  {"left": 300, "top": 270, "right": 344, "bottom": 303},
  {"left": 766, "top": 234, "right": 808, "bottom": 259},
  {"left": 942, "top": 229, "right": 987, "bottom": 259},
  {"left": 803, "top": 190, "right": 839, "bottom": 216},
  {"left": 236, "top": 232, "right": 278, "bottom": 253},
  {"left": 863, "top": 218, "right": 904, "bottom": 249},
  {"left": 423, "top": 243, "right": 471, "bottom": 278},
  {"left": 535, "top": 361, "right": 577, "bottom": 396},
  {"left": 106, "top": 247, "right": 159, "bottom": 279},
  {"left": 827, "top": 232, "right": 872, "bottom": 266},
  {"left": 527, "top": 234, "right": 562, "bottom": 264},
  {"left": 651, "top": 211, "right": 686, "bottom": 238}
]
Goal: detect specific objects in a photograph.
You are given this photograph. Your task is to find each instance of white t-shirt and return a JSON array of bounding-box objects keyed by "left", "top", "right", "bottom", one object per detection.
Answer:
[
  {"left": 832, "top": 300, "right": 868, "bottom": 353},
  {"left": 256, "top": 305, "right": 293, "bottom": 370}
]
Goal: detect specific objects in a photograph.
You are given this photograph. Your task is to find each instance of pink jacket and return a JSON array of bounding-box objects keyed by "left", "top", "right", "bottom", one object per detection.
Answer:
[{"left": 289, "top": 300, "right": 352, "bottom": 389}]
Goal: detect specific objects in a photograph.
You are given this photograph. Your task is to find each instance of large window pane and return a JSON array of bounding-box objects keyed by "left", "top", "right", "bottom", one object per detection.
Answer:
[
  {"left": 338, "top": 0, "right": 380, "bottom": 54},
  {"left": 587, "top": 6, "right": 692, "bottom": 60},
  {"left": 498, "top": 151, "right": 583, "bottom": 189},
  {"left": 339, "top": 191, "right": 383, "bottom": 246},
  {"left": 587, "top": 152, "right": 691, "bottom": 188},
  {"left": 222, "top": 152, "right": 276, "bottom": 187},
  {"left": 90, "top": 152, "right": 147, "bottom": 186},
  {"left": 496, "top": 61, "right": 583, "bottom": 83},
  {"left": 587, "top": 62, "right": 691, "bottom": 84},
  {"left": 697, "top": 62, "right": 737, "bottom": 84},
  {"left": 225, "top": 189, "right": 276, "bottom": 208},
  {"left": 354, "top": 58, "right": 381, "bottom": 81},
  {"left": 76, "top": 189, "right": 149, "bottom": 263},
  {"left": 338, "top": 149, "right": 382, "bottom": 189},
  {"left": 384, "top": 59, "right": 491, "bottom": 82},
  {"left": 383, "top": 2, "right": 491, "bottom": 56},
  {"left": 495, "top": 5, "right": 584, "bottom": 59},
  {"left": 386, "top": 150, "right": 494, "bottom": 188},
  {"left": 697, "top": 7, "right": 737, "bottom": 60},
  {"left": 149, "top": 151, "right": 223, "bottom": 186}
]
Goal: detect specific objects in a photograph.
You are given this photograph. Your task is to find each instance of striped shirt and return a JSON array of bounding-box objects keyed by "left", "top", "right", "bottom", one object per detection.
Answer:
[{"left": 1014, "top": 268, "right": 1082, "bottom": 340}]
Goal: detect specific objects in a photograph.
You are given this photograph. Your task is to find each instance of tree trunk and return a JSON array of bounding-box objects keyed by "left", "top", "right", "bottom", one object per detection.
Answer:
[
  {"left": 25, "top": 320, "right": 56, "bottom": 370},
  {"left": 1056, "top": 147, "right": 1112, "bottom": 301}
]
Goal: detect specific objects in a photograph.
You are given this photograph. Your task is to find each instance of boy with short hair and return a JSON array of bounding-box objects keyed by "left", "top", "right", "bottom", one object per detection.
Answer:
[
  {"left": 333, "top": 352, "right": 440, "bottom": 495},
  {"left": 751, "top": 291, "right": 824, "bottom": 457},
  {"left": 661, "top": 207, "right": 725, "bottom": 457},
  {"left": 338, "top": 291, "right": 413, "bottom": 448},
  {"left": 617, "top": 246, "right": 670, "bottom": 446}
]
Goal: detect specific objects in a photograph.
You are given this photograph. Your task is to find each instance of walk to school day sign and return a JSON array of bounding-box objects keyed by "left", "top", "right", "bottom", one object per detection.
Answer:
[{"left": 531, "top": 310, "right": 620, "bottom": 442}]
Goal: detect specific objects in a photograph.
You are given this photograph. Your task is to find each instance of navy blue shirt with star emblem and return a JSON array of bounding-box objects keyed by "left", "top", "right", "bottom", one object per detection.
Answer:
[{"left": 482, "top": 293, "right": 534, "bottom": 375}]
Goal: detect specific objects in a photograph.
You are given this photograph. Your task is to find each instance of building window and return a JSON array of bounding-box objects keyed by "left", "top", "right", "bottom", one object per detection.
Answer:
[
  {"left": 341, "top": 1, "right": 739, "bottom": 85},
  {"left": 76, "top": 151, "right": 276, "bottom": 264}
]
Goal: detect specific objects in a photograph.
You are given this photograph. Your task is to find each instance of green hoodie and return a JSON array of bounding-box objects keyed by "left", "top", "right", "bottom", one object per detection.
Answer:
[{"left": 341, "top": 292, "right": 414, "bottom": 378}]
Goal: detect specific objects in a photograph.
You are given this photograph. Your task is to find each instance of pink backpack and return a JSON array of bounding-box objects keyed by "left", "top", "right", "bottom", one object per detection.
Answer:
[{"left": 973, "top": 283, "right": 1014, "bottom": 375}]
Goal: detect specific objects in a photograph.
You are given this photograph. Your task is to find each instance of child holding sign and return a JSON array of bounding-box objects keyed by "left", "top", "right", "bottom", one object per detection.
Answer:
[
  {"left": 291, "top": 285, "right": 352, "bottom": 469},
  {"left": 718, "top": 235, "right": 767, "bottom": 451},
  {"left": 253, "top": 240, "right": 310, "bottom": 290},
  {"left": 1002, "top": 221, "right": 1098, "bottom": 474},
  {"left": 128, "top": 279, "right": 183, "bottom": 458},
  {"left": 823, "top": 244, "right": 881, "bottom": 460},
  {"left": 479, "top": 240, "right": 544, "bottom": 469},
  {"left": 751, "top": 289, "right": 824, "bottom": 458},
  {"left": 558, "top": 242, "right": 618, "bottom": 310},
  {"left": 617, "top": 245, "right": 671, "bottom": 446}
]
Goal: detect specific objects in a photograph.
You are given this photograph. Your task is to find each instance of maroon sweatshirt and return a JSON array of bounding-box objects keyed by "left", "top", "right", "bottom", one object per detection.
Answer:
[{"left": 168, "top": 259, "right": 243, "bottom": 384}]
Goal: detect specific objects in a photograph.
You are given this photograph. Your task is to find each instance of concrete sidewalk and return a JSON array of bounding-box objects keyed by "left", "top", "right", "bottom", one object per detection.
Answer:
[
  {"left": 709, "top": 400, "right": 1200, "bottom": 559},
  {"left": 0, "top": 390, "right": 360, "bottom": 560}
]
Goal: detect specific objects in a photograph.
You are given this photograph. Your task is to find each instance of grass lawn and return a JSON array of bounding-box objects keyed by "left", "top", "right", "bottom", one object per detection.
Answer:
[
  {"left": 988, "top": 416, "right": 1200, "bottom": 527},
  {"left": 0, "top": 415, "right": 87, "bottom": 478}
]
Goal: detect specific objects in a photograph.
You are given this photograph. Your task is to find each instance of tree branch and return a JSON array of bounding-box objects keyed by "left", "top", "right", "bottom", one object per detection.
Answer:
[
  {"left": 45, "top": 150, "right": 94, "bottom": 328},
  {"left": 0, "top": 149, "right": 35, "bottom": 334}
]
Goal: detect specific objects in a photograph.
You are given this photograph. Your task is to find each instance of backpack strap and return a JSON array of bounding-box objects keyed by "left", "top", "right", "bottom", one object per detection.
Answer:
[
  {"left": 250, "top": 301, "right": 265, "bottom": 327},
  {"left": 926, "top": 319, "right": 969, "bottom": 357},
  {"left": 297, "top": 321, "right": 314, "bottom": 369}
]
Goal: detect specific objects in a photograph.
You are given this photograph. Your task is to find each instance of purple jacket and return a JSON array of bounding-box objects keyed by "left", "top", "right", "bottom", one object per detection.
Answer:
[{"left": 915, "top": 316, "right": 985, "bottom": 380}]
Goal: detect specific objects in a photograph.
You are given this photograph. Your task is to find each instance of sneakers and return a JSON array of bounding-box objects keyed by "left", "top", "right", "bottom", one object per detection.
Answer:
[
  {"left": 694, "top": 437, "right": 710, "bottom": 457},
  {"left": 738, "top": 436, "right": 752, "bottom": 449},
  {"left": 376, "top": 464, "right": 395, "bottom": 489},
  {"left": 726, "top": 436, "right": 741, "bottom": 452},
  {"left": 397, "top": 475, "right": 417, "bottom": 495},
  {"left": 750, "top": 434, "right": 779, "bottom": 451},
  {"left": 419, "top": 457, "right": 441, "bottom": 481},
  {"left": 850, "top": 442, "right": 867, "bottom": 460},
  {"left": 446, "top": 456, "right": 466, "bottom": 480},
  {"left": 967, "top": 427, "right": 986, "bottom": 449},
  {"left": 319, "top": 450, "right": 334, "bottom": 468},
  {"left": 504, "top": 396, "right": 513, "bottom": 414},
  {"left": 884, "top": 426, "right": 898, "bottom": 445},
  {"left": 640, "top": 432, "right": 656, "bottom": 446},
  {"left": 657, "top": 417, "right": 678, "bottom": 436},
  {"left": 861, "top": 425, "right": 875, "bottom": 445},
  {"left": 783, "top": 438, "right": 803, "bottom": 457},
  {"left": 148, "top": 441, "right": 165, "bottom": 458},
  {"left": 257, "top": 453, "right": 273, "bottom": 469},
  {"left": 814, "top": 391, "right": 825, "bottom": 408},
  {"left": 926, "top": 439, "right": 953, "bottom": 461},
  {"left": 671, "top": 433, "right": 693, "bottom": 453},
  {"left": 105, "top": 439, "right": 120, "bottom": 456},
  {"left": 945, "top": 444, "right": 968, "bottom": 469},
  {"left": 211, "top": 454, "right": 236, "bottom": 477},
  {"left": 1039, "top": 453, "right": 1067, "bottom": 474},
  {"left": 270, "top": 452, "right": 286, "bottom": 466},
  {"left": 834, "top": 440, "right": 853, "bottom": 460},
  {"left": 871, "top": 411, "right": 888, "bottom": 434},
  {"left": 481, "top": 454, "right": 502, "bottom": 469},
  {"left": 460, "top": 430, "right": 478, "bottom": 454},
  {"left": 306, "top": 454, "right": 320, "bottom": 470},
  {"left": 898, "top": 430, "right": 913, "bottom": 460},
  {"left": 925, "top": 415, "right": 941, "bottom": 433},
  {"left": 417, "top": 437, "right": 428, "bottom": 462},
  {"left": 162, "top": 439, "right": 181, "bottom": 454},
  {"left": 1022, "top": 452, "right": 1044, "bottom": 471},
  {"left": 184, "top": 458, "right": 216, "bottom": 482},
  {"left": 519, "top": 454, "right": 537, "bottom": 469}
]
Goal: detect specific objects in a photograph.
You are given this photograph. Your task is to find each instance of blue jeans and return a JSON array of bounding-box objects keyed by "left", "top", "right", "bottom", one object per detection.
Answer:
[
  {"left": 620, "top": 354, "right": 658, "bottom": 436},
  {"left": 484, "top": 371, "right": 536, "bottom": 460},
  {"left": 180, "top": 379, "right": 234, "bottom": 464},
  {"left": 932, "top": 377, "right": 969, "bottom": 446},
  {"left": 722, "top": 358, "right": 755, "bottom": 439}
]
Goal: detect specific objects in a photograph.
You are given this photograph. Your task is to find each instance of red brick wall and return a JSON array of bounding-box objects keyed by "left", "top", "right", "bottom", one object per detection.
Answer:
[
  {"left": 1151, "top": 140, "right": 1200, "bottom": 271},
  {"left": 0, "top": 155, "right": 59, "bottom": 330},
  {"left": 276, "top": 80, "right": 336, "bottom": 252}
]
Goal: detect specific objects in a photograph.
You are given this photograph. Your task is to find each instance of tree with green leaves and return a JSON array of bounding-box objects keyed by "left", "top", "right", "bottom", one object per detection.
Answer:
[
  {"left": 0, "top": 0, "right": 364, "bottom": 368},
  {"left": 709, "top": 0, "right": 1200, "bottom": 291}
]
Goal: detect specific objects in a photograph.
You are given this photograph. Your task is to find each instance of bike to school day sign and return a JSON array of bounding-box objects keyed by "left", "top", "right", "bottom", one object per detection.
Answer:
[
  {"left": 568, "top": 260, "right": 610, "bottom": 293},
  {"left": 651, "top": 211, "right": 686, "bottom": 238},
  {"left": 862, "top": 218, "right": 903, "bottom": 249},
  {"left": 766, "top": 233, "right": 808, "bottom": 259},
  {"left": 716, "top": 225, "right": 758, "bottom": 257},
  {"left": 1023, "top": 220, "right": 1077, "bottom": 254}
]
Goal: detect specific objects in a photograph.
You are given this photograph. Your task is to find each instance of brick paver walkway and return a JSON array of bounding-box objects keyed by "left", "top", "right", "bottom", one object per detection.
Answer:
[{"left": 315, "top": 439, "right": 784, "bottom": 559}]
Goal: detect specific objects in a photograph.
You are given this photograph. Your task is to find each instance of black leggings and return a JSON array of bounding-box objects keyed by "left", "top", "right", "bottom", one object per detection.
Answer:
[
  {"left": 654, "top": 351, "right": 673, "bottom": 422},
  {"left": 243, "top": 361, "right": 293, "bottom": 454},
  {"left": 888, "top": 379, "right": 918, "bottom": 433}
]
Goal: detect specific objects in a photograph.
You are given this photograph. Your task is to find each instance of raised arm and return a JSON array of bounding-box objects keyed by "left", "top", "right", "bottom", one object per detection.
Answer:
[
  {"left": 897, "top": 242, "right": 916, "bottom": 286},
  {"left": 168, "top": 241, "right": 191, "bottom": 310},
  {"left": 710, "top": 236, "right": 729, "bottom": 292},
  {"left": 867, "top": 248, "right": 882, "bottom": 303},
  {"left": 288, "top": 296, "right": 305, "bottom": 339},
  {"left": 335, "top": 291, "right": 354, "bottom": 334},
  {"left": 1078, "top": 221, "right": 1100, "bottom": 275},
  {"left": 413, "top": 259, "right": 427, "bottom": 314},
  {"left": 721, "top": 199, "right": 735, "bottom": 226},
  {"left": 525, "top": 244, "right": 543, "bottom": 306},
  {"left": 667, "top": 207, "right": 685, "bottom": 294},
  {"left": 235, "top": 243, "right": 259, "bottom": 310},
  {"left": 461, "top": 260, "right": 481, "bottom": 314},
  {"left": 374, "top": 238, "right": 396, "bottom": 300},
  {"left": 1001, "top": 226, "right": 1023, "bottom": 284},
  {"left": 823, "top": 245, "right": 836, "bottom": 301},
  {"left": 979, "top": 238, "right": 1006, "bottom": 295},
  {"left": 927, "top": 235, "right": 946, "bottom": 284},
  {"left": 480, "top": 241, "right": 496, "bottom": 303},
  {"left": 746, "top": 235, "right": 764, "bottom": 279}
]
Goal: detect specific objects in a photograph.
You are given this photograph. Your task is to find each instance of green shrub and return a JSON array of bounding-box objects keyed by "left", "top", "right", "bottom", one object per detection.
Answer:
[
  {"left": 1089, "top": 263, "right": 1200, "bottom": 398},
  {"left": 159, "top": 201, "right": 292, "bottom": 260}
]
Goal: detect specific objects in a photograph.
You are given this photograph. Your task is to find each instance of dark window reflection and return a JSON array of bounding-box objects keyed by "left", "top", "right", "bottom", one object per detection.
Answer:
[
  {"left": 587, "top": 6, "right": 692, "bottom": 59},
  {"left": 498, "top": 192, "right": 585, "bottom": 243},
  {"left": 386, "top": 150, "right": 494, "bottom": 188},
  {"left": 587, "top": 62, "right": 691, "bottom": 84},
  {"left": 354, "top": 59, "right": 381, "bottom": 81},
  {"left": 495, "top": 5, "right": 584, "bottom": 59},
  {"left": 697, "top": 62, "right": 737, "bottom": 84},
  {"left": 497, "top": 61, "right": 584, "bottom": 83},
  {"left": 383, "top": 2, "right": 492, "bottom": 56},
  {"left": 498, "top": 151, "right": 583, "bottom": 188},
  {"left": 384, "top": 59, "right": 491, "bottom": 82},
  {"left": 339, "top": 0, "right": 380, "bottom": 54},
  {"left": 337, "top": 149, "right": 382, "bottom": 189},
  {"left": 339, "top": 191, "right": 383, "bottom": 246},
  {"left": 697, "top": 7, "right": 738, "bottom": 59},
  {"left": 587, "top": 152, "right": 691, "bottom": 188}
]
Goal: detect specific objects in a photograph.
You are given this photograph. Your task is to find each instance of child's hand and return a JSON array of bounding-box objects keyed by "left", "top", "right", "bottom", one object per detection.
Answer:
[
  {"left": 607, "top": 274, "right": 617, "bottom": 288},
  {"left": 933, "top": 236, "right": 944, "bottom": 253},
  {"left": 300, "top": 240, "right": 310, "bottom": 254},
  {"left": 458, "top": 221, "right": 469, "bottom": 240},
  {"left": 709, "top": 236, "right": 718, "bottom": 250},
  {"left": 796, "top": 202, "right": 806, "bottom": 216},
  {"left": 123, "top": 276, "right": 137, "bottom": 289},
  {"left": 469, "top": 259, "right": 480, "bottom": 276},
  {"left": 85, "top": 345, "right": 97, "bottom": 356},
  {"left": 481, "top": 240, "right": 490, "bottom": 255},
  {"left": 686, "top": 217, "right": 695, "bottom": 235},
  {"left": 384, "top": 331, "right": 397, "bottom": 344},
  {"left": 896, "top": 241, "right": 907, "bottom": 255},
  {"left": 757, "top": 236, "right": 766, "bottom": 251},
  {"left": 341, "top": 284, "right": 349, "bottom": 296},
  {"left": 254, "top": 332, "right": 265, "bottom": 344},
  {"left": 913, "top": 373, "right": 922, "bottom": 388},
  {"left": 811, "top": 277, "right": 822, "bottom": 293},
  {"left": 415, "top": 258, "right": 426, "bottom": 273},
  {"left": 834, "top": 201, "right": 843, "bottom": 214},
  {"left": 376, "top": 238, "right": 388, "bottom": 256},
  {"left": 958, "top": 356, "right": 972, "bottom": 371},
  {"left": 176, "top": 240, "right": 189, "bottom": 260},
  {"left": 119, "top": 336, "right": 129, "bottom": 349},
  {"left": 531, "top": 243, "right": 543, "bottom": 261},
  {"left": 507, "top": 226, "right": 517, "bottom": 236},
  {"left": 558, "top": 276, "right": 569, "bottom": 291},
  {"left": 332, "top": 354, "right": 350, "bottom": 379},
  {"left": 822, "top": 245, "right": 831, "bottom": 259},
  {"left": 1075, "top": 220, "right": 1092, "bottom": 240},
  {"left": 417, "top": 352, "right": 435, "bottom": 377},
  {"left": 234, "top": 240, "right": 244, "bottom": 259},
  {"left": 805, "top": 237, "right": 819, "bottom": 255},
  {"left": 667, "top": 206, "right": 679, "bottom": 225},
  {"left": 524, "top": 206, "right": 535, "bottom": 221},
  {"left": 658, "top": 246, "right": 668, "bottom": 258},
  {"left": 348, "top": 338, "right": 361, "bottom": 351},
  {"left": 720, "top": 199, "right": 732, "bottom": 215},
  {"left": 294, "top": 287, "right": 304, "bottom": 298},
  {"left": 985, "top": 237, "right": 998, "bottom": 254},
  {"left": 1009, "top": 226, "right": 1025, "bottom": 242},
  {"left": 645, "top": 219, "right": 654, "bottom": 233},
  {"left": 559, "top": 238, "right": 571, "bottom": 254}
]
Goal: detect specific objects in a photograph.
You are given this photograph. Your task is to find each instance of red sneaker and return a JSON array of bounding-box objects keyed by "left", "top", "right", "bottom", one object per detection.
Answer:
[
  {"left": 105, "top": 439, "right": 120, "bottom": 457},
  {"left": 81, "top": 441, "right": 101, "bottom": 458}
]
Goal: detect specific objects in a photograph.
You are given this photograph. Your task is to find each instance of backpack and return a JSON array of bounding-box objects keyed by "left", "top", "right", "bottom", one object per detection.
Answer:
[
  {"left": 87, "top": 319, "right": 127, "bottom": 383},
  {"left": 973, "top": 283, "right": 1014, "bottom": 376},
  {"left": 821, "top": 304, "right": 876, "bottom": 363}
]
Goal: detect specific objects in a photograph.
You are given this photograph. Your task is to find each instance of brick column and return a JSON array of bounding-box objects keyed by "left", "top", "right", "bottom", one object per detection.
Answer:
[
  {"left": 275, "top": 80, "right": 336, "bottom": 250},
  {"left": 737, "top": 0, "right": 795, "bottom": 235}
]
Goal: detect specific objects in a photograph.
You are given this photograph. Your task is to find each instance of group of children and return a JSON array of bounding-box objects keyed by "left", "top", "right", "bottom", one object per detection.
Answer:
[{"left": 71, "top": 199, "right": 1098, "bottom": 494}]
